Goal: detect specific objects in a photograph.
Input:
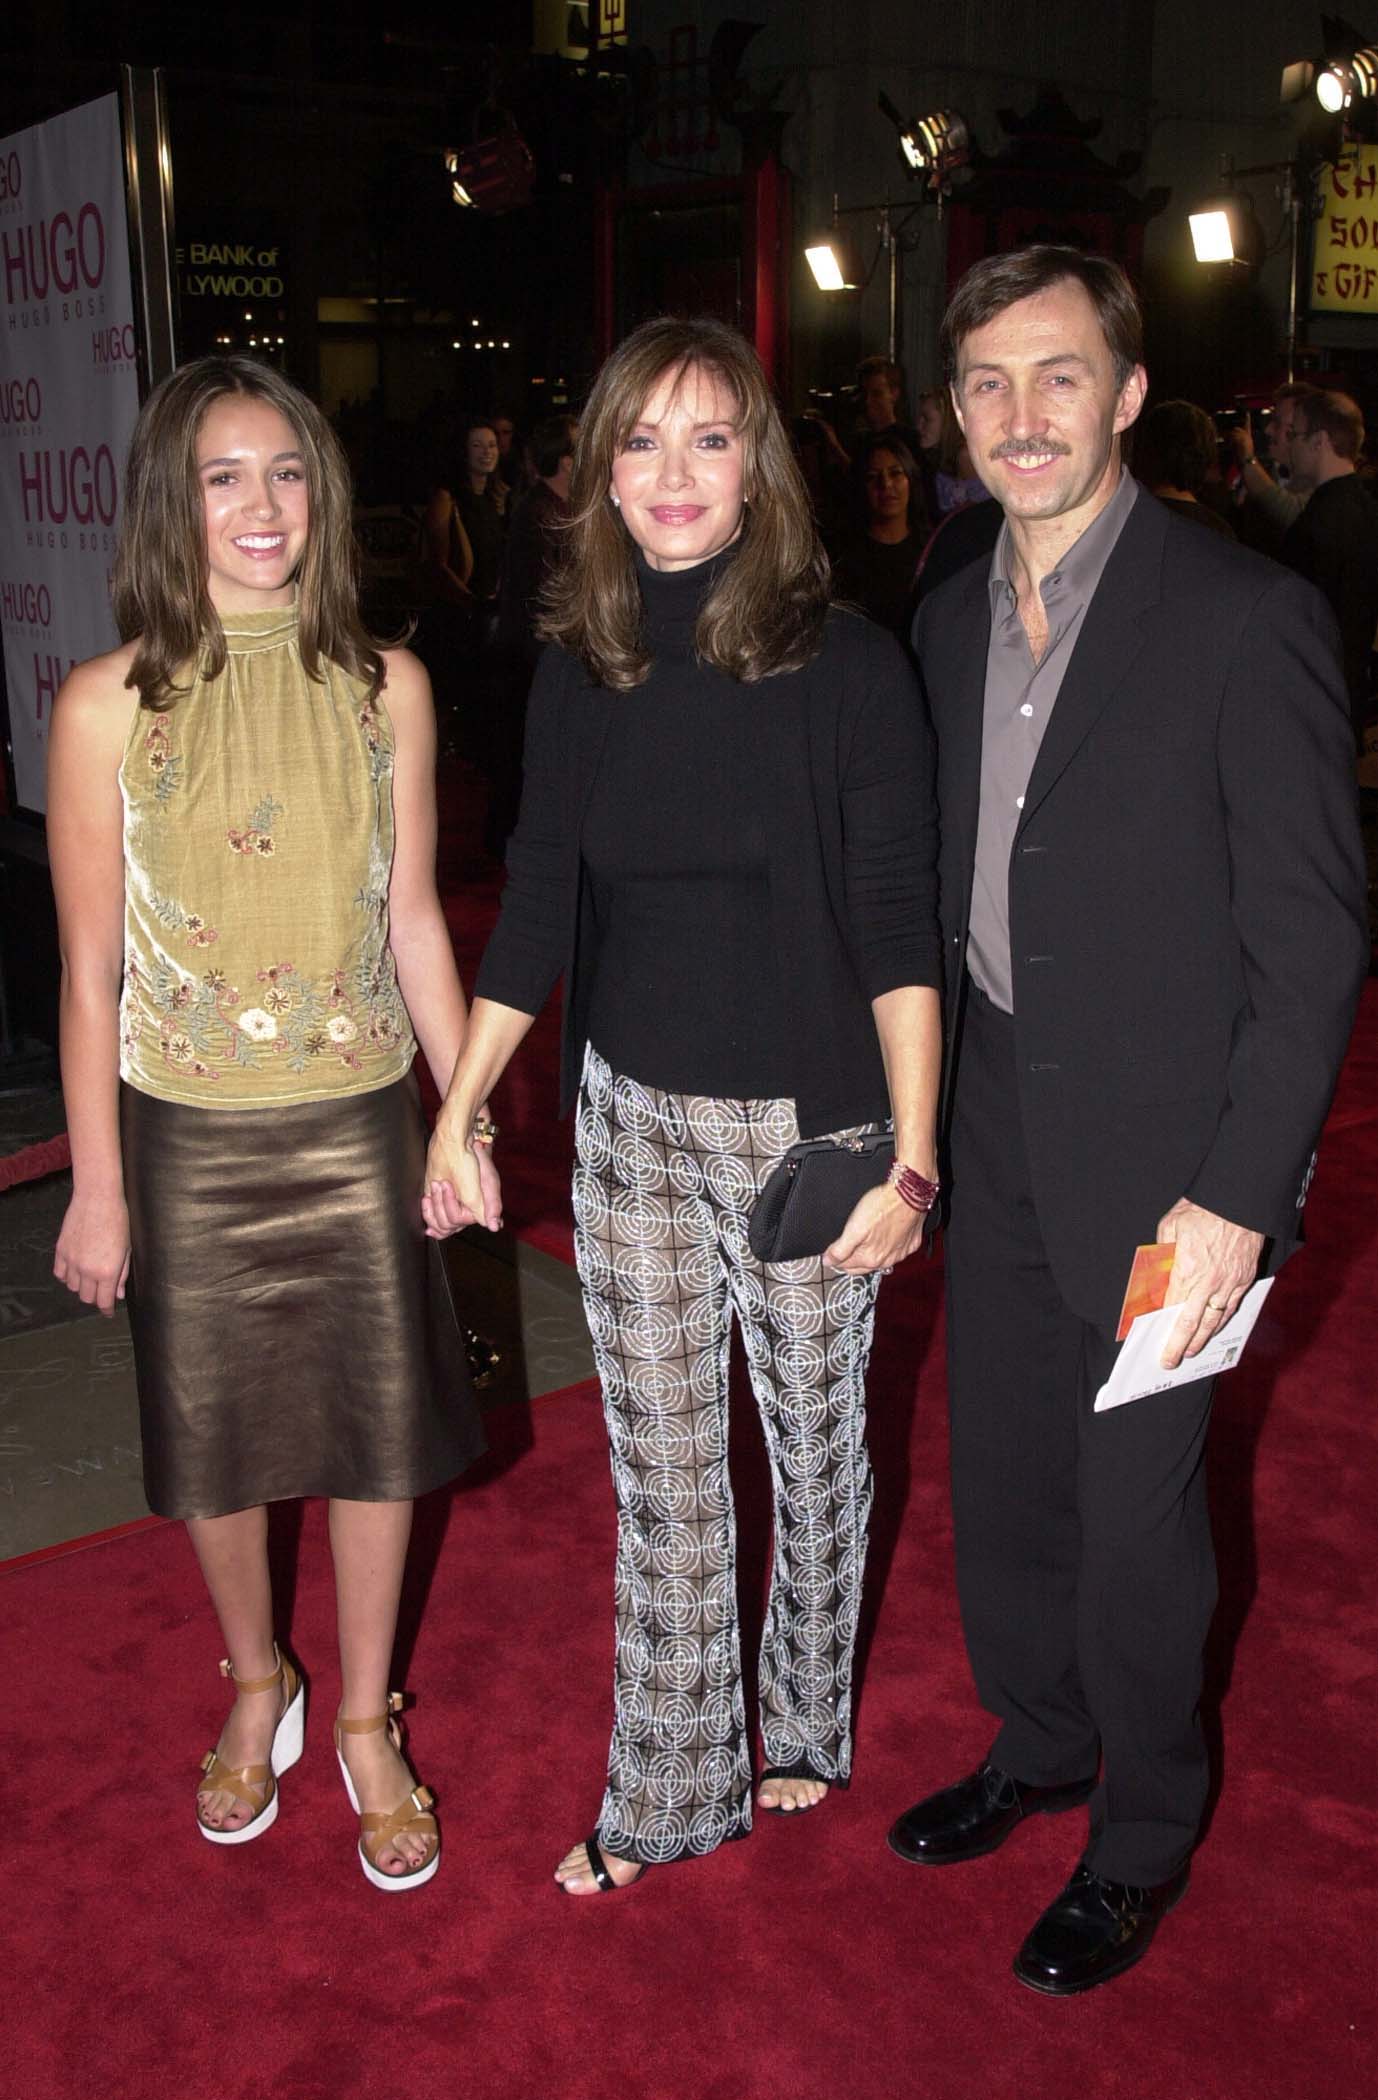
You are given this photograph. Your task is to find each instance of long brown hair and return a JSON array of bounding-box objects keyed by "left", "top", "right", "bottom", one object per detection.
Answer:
[
  {"left": 539, "top": 316, "right": 830, "bottom": 688},
  {"left": 112, "top": 355, "right": 386, "bottom": 710}
]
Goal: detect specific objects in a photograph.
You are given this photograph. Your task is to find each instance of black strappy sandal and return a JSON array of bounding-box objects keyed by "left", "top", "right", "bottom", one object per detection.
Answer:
[
  {"left": 572, "top": 1833, "right": 646, "bottom": 1893},
  {"left": 758, "top": 1764, "right": 830, "bottom": 1816}
]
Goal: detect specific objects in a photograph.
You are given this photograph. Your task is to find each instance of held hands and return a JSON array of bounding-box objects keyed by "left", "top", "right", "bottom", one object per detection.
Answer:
[
  {"left": 1156, "top": 1197, "right": 1264, "bottom": 1369},
  {"left": 421, "top": 1114, "right": 503, "bottom": 1239},
  {"left": 825, "top": 1182, "right": 931, "bottom": 1275},
  {"left": 53, "top": 1191, "right": 131, "bottom": 1317}
]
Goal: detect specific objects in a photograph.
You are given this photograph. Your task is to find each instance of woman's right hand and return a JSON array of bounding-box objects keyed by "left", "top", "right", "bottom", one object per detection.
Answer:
[
  {"left": 53, "top": 1192, "right": 131, "bottom": 1316},
  {"left": 422, "top": 1115, "right": 501, "bottom": 1237}
]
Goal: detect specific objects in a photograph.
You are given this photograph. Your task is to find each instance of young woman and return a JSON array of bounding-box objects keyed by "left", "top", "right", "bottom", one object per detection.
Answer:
[
  {"left": 48, "top": 355, "right": 495, "bottom": 1891},
  {"left": 425, "top": 419, "right": 506, "bottom": 609},
  {"left": 423, "top": 316, "right": 944, "bottom": 1893}
]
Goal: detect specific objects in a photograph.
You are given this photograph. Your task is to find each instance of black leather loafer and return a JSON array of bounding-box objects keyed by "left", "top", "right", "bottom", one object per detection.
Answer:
[
  {"left": 1012, "top": 1860, "right": 1190, "bottom": 1995},
  {"left": 887, "top": 1761, "right": 1096, "bottom": 1866}
]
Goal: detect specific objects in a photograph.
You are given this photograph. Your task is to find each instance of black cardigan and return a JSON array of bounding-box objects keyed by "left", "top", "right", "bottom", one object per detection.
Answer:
[{"left": 475, "top": 602, "right": 942, "bottom": 1136}]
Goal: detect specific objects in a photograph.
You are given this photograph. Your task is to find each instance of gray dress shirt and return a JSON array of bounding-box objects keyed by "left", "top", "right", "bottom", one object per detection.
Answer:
[{"left": 968, "top": 470, "right": 1140, "bottom": 1011}]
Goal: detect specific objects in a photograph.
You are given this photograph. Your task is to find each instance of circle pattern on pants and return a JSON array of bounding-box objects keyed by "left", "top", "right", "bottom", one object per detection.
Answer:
[{"left": 573, "top": 1044, "right": 882, "bottom": 1863}]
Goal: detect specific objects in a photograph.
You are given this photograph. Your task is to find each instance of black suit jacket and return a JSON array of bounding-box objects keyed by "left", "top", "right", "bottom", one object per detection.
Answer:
[
  {"left": 1278, "top": 472, "right": 1378, "bottom": 745},
  {"left": 916, "top": 491, "right": 1369, "bottom": 1328}
]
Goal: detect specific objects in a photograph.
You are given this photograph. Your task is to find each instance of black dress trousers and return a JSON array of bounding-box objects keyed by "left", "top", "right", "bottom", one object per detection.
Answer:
[{"left": 943, "top": 984, "right": 1217, "bottom": 1886}]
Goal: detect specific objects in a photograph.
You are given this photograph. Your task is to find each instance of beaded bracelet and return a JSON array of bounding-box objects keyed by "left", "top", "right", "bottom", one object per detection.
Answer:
[{"left": 887, "top": 1158, "right": 940, "bottom": 1214}]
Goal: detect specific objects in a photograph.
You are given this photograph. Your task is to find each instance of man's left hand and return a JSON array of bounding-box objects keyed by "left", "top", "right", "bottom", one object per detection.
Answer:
[{"left": 1156, "top": 1198, "right": 1264, "bottom": 1369}]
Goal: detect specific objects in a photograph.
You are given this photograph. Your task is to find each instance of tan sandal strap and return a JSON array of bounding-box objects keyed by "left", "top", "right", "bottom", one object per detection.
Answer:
[
  {"left": 359, "top": 1787, "right": 438, "bottom": 1862},
  {"left": 198, "top": 1751, "right": 273, "bottom": 1813},
  {"left": 336, "top": 1691, "right": 404, "bottom": 1735},
  {"left": 218, "top": 1642, "right": 284, "bottom": 1695}
]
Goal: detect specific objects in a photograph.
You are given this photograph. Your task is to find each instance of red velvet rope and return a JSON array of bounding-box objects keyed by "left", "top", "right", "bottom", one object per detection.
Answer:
[{"left": 0, "top": 1133, "right": 72, "bottom": 1192}]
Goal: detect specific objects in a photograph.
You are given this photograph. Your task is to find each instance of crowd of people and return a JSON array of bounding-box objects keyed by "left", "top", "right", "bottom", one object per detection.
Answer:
[
  {"left": 408, "top": 358, "right": 1378, "bottom": 878},
  {"left": 44, "top": 245, "right": 1370, "bottom": 1997}
]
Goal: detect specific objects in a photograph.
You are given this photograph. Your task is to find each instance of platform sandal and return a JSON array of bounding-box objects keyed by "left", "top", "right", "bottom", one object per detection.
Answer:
[
  {"left": 196, "top": 1645, "right": 305, "bottom": 1846},
  {"left": 334, "top": 1693, "right": 440, "bottom": 1892}
]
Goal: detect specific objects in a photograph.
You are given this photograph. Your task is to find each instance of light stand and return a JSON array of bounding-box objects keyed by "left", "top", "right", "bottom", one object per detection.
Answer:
[
  {"left": 1189, "top": 159, "right": 1308, "bottom": 383},
  {"left": 806, "top": 196, "right": 923, "bottom": 361}
]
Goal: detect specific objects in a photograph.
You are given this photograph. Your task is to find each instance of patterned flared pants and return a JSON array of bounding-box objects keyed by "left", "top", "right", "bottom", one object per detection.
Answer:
[{"left": 572, "top": 1045, "right": 883, "bottom": 1865}]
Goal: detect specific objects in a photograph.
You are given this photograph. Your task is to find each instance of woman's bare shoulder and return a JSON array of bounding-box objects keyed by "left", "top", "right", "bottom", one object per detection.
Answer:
[
  {"left": 57, "top": 641, "right": 140, "bottom": 712},
  {"left": 378, "top": 644, "right": 431, "bottom": 705},
  {"left": 50, "top": 646, "right": 142, "bottom": 772}
]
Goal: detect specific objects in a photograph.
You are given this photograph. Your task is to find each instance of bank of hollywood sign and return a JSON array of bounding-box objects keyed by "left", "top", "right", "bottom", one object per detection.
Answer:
[{"left": 0, "top": 96, "right": 141, "bottom": 813}]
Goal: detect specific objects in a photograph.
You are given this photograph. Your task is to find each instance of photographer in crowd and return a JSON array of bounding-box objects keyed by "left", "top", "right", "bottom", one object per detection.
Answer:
[{"left": 1228, "top": 382, "right": 1317, "bottom": 544}]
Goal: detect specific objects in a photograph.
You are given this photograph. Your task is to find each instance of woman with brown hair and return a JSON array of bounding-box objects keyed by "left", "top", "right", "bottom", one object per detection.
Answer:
[
  {"left": 47, "top": 354, "right": 494, "bottom": 1890},
  {"left": 423, "top": 315, "right": 944, "bottom": 1891},
  {"left": 424, "top": 418, "right": 506, "bottom": 609},
  {"left": 831, "top": 432, "right": 930, "bottom": 640}
]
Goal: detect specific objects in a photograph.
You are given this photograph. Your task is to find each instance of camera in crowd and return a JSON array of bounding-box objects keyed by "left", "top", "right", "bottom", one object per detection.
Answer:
[{"left": 792, "top": 387, "right": 843, "bottom": 447}]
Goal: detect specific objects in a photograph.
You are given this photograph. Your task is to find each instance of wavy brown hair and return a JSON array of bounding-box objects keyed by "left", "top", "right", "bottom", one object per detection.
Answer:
[
  {"left": 539, "top": 316, "right": 829, "bottom": 688},
  {"left": 112, "top": 354, "right": 386, "bottom": 711}
]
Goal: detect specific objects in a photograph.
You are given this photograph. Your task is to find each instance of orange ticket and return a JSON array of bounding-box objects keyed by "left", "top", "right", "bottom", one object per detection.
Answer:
[{"left": 1115, "top": 1243, "right": 1178, "bottom": 1342}]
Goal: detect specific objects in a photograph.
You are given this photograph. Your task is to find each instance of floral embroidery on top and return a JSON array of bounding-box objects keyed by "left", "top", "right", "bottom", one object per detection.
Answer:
[
  {"left": 147, "top": 888, "right": 220, "bottom": 949},
  {"left": 227, "top": 792, "right": 284, "bottom": 857},
  {"left": 121, "top": 647, "right": 414, "bottom": 1099},
  {"left": 358, "top": 698, "right": 393, "bottom": 786},
  {"left": 145, "top": 718, "right": 183, "bottom": 805}
]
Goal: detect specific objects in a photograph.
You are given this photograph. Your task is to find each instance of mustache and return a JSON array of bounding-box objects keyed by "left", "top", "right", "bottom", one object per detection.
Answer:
[{"left": 990, "top": 439, "right": 1073, "bottom": 461}]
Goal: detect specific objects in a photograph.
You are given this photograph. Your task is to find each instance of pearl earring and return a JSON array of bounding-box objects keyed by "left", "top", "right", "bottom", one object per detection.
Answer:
[{"left": 610, "top": 492, "right": 621, "bottom": 508}]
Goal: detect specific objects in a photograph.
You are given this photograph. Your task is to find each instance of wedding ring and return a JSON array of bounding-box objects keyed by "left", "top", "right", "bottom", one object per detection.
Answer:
[{"left": 1207, "top": 1298, "right": 1228, "bottom": 1311}]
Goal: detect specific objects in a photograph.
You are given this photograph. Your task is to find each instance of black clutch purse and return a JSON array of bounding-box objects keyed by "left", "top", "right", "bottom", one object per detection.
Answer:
[{"left": 747, "top": 1132, "right": 895, "bottom": 1263}]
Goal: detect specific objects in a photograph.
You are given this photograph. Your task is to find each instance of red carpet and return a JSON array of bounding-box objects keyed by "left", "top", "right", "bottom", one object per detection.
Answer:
[{"left": 3, "top": 843, "right": 1373, "bottom": 2094}]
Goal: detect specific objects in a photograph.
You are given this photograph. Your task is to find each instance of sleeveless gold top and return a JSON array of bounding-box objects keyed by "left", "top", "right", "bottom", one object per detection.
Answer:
[{"left": 119, "top": 601, "right": 415, "bottom": 1109}]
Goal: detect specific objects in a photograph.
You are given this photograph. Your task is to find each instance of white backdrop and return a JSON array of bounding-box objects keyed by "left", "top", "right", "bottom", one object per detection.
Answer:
[{"left": 0, "top": 93, "right": 141, "bottom": 815}]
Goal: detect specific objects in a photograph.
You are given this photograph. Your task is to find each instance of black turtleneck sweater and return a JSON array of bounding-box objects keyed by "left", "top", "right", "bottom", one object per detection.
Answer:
[
  {"left": 579, "top": 549, "right": 791, "bottom": 1097},
  {"left": 475, "top": 545, "right": 941, "bottom": 1137}
]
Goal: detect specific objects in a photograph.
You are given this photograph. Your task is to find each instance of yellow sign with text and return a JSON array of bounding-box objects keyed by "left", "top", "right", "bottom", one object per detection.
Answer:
[{"left": 1312, "top": 148, "right": 1378, "bottom": 313}]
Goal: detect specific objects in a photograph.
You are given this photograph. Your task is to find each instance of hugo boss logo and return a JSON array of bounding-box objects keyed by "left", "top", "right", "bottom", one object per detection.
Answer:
[
  {"left": 1, "top": 579, "right": 53, "bottom": 625},
  {"left": 18, "top": 445, "right": 118, "bottom": 526},
  {"left": 1, "top": 375, "right": 41, "bottom": 427},
  {"left": 2, "top": 202, "right": 106, "bottom": 305},
  {"left": 92, "top": 323, "right": 136, "bottom": 366},
  {"left": 0, "top": 150, "right": 20, "bottom": 203}
]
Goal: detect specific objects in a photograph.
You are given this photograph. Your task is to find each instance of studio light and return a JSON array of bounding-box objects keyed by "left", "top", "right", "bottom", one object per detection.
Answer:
[
  {"left": 900, "top": 110, "right": 969, "bottom": 173},
  {"left": 444, "top": 125, "right": 535, "bottom": 214},
  {"left": 878, "top": 94, "right": 970, "bottom": 183},
  {"left": 1188, "top": 195, "right": 1265, "bottom": 270},
  {"left": 1316, "top": 42, "right": 1378, "bottom": 111},
  {"left": 1189, "top": 209, "right": 1236, "bottom": 263},
  {"left": 805, "top": 233, "right": 860, "bottom": 291}
]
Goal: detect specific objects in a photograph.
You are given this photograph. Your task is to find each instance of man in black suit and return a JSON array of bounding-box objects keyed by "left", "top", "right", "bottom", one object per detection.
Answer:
[
  {"left": 1278, "top": 388, "right": 1378, "bottom": 750},
  {"left": 888, "top": 247, "right": 1369, "bottom": 1994}
]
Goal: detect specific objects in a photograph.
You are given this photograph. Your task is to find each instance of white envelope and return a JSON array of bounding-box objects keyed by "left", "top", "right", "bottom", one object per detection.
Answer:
[{"left": 1093, "top": 1278, "right": 1275, "bottom": 1412}]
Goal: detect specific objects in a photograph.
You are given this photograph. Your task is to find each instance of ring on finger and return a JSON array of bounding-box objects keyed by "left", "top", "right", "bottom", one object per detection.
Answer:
[{"left": 1207, "top": 1297, "right": 1229, "bottom": 1311}]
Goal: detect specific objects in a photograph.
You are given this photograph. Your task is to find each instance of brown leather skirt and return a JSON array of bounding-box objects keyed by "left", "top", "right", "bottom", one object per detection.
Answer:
[{"left": 121, "top": 1073, "right": 485, "bottom": 1519}]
